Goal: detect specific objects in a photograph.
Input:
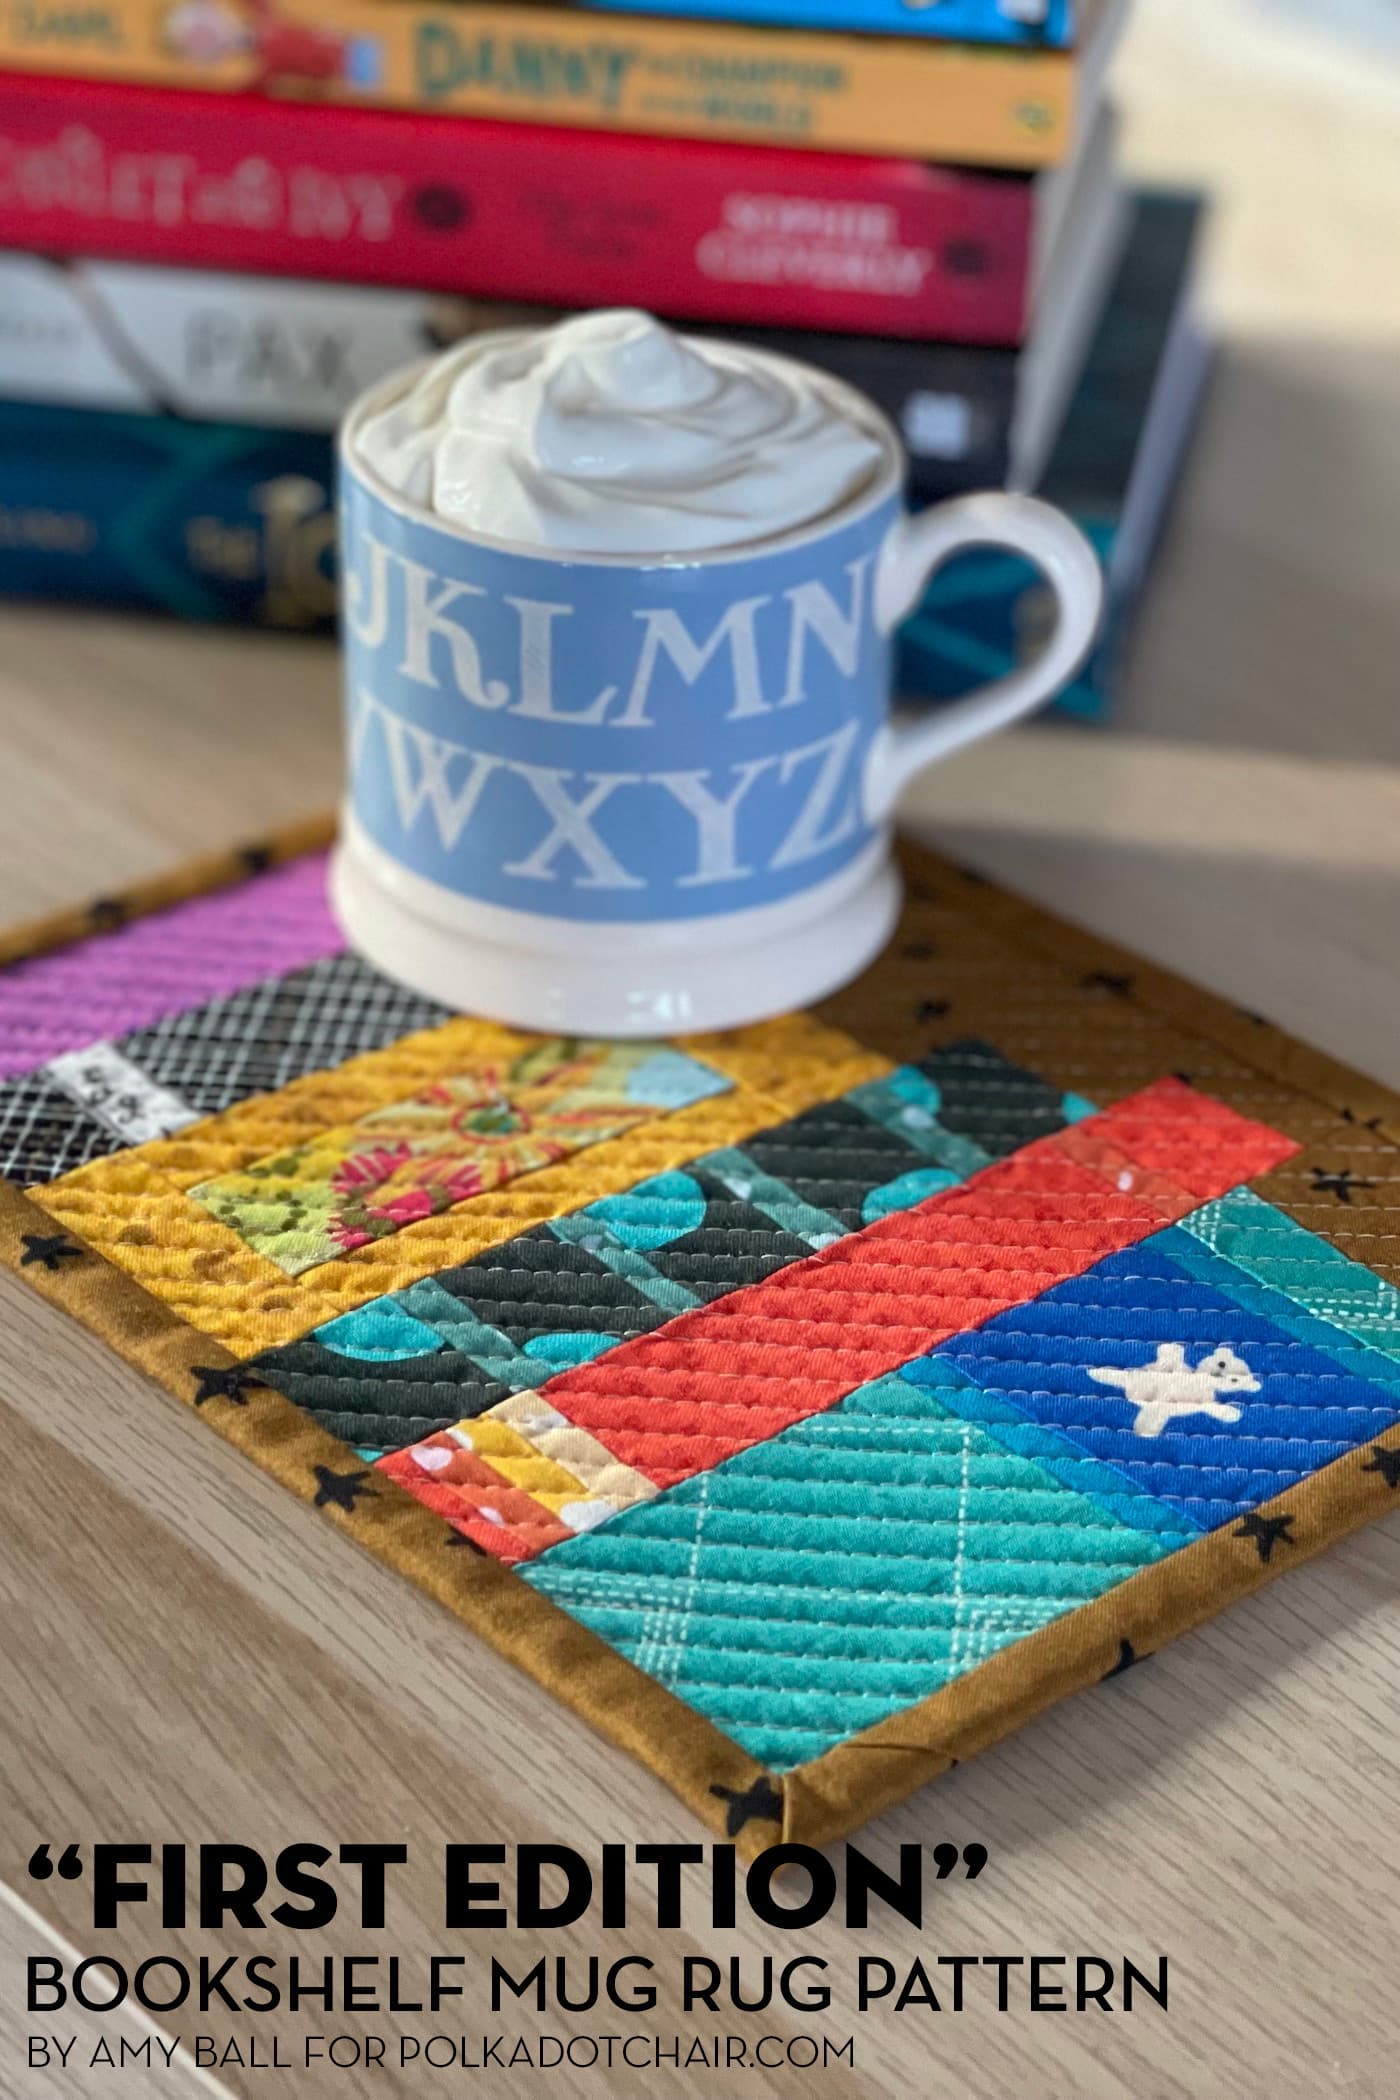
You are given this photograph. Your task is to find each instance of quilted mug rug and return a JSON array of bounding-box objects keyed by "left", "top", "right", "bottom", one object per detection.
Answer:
[{"left": 5, "top": 816, "right": 1400, "bottom": 1856}]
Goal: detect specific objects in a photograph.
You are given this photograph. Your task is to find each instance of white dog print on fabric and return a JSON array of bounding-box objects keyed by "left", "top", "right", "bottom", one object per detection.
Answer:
[{"left": 1089, "top": 1343, "right": 1262, "bottom": 1439}]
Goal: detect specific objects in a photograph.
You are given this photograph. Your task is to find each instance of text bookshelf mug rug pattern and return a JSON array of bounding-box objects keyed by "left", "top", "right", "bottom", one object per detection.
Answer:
[{"left": 6, "top": 820, "right": 1400, "bottom": 1852}]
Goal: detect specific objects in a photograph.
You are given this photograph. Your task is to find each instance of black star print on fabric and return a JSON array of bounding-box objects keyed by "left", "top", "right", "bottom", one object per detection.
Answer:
[
  {"left": 1362, "top": 1445, "right": 1400, "bottom": 1490},
  {"left": 710, "top": 1776, "right": 784, "bottom": 1838},
  {"left": 917, "top": 998, "right": 952, "bottom": 1024},
  {"left": 88, "top": 897, "right": 127, "bottom": 931},
  {"left": 1309, "top": 1166, "right": 1377, "bottom": 1206},
  {"left": 191, "top": 1364, "right": 266, "bottom": 1408},
  {"left": 238, "top": 843, "right": 274, "bottom": 874},
  {"left": 1338, "top": 1107, "right": 1384, "bottom": 1132},
  {"left": 1080, "top": 970, "right": 1134, "bottom": 999},
  {"left": 312, "top": 1465, "right": 378, "bottom": 1514},
  {"left": 18, "top": 1233, "right": 82, "bottom": 1272},
  {"left": 1102, "top": 1638, "right": 1144, "bottom": 1679},
  {"left": 1233, "top": 1512, "right": 1295, "bottom": 1563}
]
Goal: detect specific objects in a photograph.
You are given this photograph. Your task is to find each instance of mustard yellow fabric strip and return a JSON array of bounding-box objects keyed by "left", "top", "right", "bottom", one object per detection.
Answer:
[
  {"left": 190, "top": 1038, "right": 730, "bottom": 1277},
  {"left": 34, "top": 1011, "right": 888, "bottom": 1357}
]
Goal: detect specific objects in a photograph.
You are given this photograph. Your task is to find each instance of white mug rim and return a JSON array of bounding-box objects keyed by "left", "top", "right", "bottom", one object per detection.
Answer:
[{"left": 338, "top": 327, "right": 906, "bottom": 572}]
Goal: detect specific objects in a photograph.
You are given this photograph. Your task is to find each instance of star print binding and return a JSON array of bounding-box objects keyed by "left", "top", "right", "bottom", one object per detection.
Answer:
[{"left": 5, "top": 818, "right": 1400, "bottom": 1854}]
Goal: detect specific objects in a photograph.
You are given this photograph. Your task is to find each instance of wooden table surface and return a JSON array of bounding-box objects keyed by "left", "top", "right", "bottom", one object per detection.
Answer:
[{"left": 5, "top": 4, "right": 1400, "bottom": 2094}]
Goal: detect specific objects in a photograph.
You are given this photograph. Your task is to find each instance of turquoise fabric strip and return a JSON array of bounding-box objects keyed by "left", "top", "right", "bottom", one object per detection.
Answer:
[
  {"left": 523, "top": 1368, "right": 1174, "bottom": 1770},
  {"left": 1168, "top": 1189, "right": 1400, "bottom": 1401}
]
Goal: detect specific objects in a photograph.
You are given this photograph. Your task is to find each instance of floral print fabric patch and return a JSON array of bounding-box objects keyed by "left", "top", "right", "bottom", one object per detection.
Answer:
[{"left": 189, "top": 1040, "right": 730, "bottom": 1274}]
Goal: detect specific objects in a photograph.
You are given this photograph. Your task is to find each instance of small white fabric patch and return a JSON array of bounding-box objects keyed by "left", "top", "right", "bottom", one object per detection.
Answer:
[
  {"left": 44, "top": 1042, "right": 199, "bottom": 1146},
  {"left": 559, "top": 1500, "right": 614, "bottom": 1535}
]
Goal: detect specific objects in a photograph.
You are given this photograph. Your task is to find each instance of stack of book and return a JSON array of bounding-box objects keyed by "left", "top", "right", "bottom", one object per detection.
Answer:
[{"left": 0, "top": 0, "right": 1208, "bottom": 716}]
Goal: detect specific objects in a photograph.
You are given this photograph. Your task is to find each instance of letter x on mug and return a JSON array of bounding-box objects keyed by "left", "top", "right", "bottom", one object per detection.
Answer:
[{"left": 335, "top": 337, "right": 1102, "bottom": 1033}]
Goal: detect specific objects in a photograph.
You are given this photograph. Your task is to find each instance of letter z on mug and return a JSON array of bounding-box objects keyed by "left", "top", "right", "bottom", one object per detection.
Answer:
[{"left": 335, "top": 310, "right": 1102, "bottom": 1032}]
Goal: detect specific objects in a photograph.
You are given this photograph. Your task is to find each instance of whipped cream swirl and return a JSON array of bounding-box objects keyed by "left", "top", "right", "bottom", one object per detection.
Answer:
[{"left": 354, "top": 309, "right": 887, "bottom": 557}]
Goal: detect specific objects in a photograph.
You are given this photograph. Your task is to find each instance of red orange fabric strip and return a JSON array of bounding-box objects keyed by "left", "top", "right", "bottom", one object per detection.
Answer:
[{"left": 533, "top": 1080, "right": 1299, "bottom": 1491}]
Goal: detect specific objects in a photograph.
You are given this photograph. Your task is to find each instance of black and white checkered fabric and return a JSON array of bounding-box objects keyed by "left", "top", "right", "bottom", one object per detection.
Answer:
[
  {"left": 0, "top": 953, "right": 452, "bottom": 1186},
  {"left": 0, "top": 1070, "right": 118, "bottom": 1186},
  {"left": 117, "top": 953, "right": 452, "bottom": 1115}
]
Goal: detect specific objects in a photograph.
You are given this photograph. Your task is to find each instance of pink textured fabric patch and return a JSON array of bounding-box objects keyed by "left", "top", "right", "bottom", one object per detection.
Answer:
[{"left": 0, "top": 854, "right": 341, "bottom": 1079}]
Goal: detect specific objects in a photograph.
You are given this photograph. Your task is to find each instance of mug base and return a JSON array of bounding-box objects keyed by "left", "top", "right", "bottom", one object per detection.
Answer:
[{"left": 329, "top": 820, "right": 903, "bottom": 1036}]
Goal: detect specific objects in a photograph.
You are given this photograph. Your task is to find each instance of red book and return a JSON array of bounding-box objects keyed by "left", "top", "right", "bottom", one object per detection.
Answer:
[{"left": 0, "top": 74, "right": 1046, "bottom": 345}]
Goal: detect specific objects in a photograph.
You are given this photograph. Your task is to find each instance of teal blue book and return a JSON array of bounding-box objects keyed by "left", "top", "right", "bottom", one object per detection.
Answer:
[
  {"left": 582, "top": 0, "right": 1073, "bottom": 43},
  {"left": 0, "top": 407, "right": 336, "bottom": 627},
  {"left": 898, "top": 192, "right": 1210, "bottom": 722}
]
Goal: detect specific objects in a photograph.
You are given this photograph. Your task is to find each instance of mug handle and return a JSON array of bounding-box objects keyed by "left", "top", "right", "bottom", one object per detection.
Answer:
[{"left": 862, "top": 491, "right": 1105, "bottom": 825}]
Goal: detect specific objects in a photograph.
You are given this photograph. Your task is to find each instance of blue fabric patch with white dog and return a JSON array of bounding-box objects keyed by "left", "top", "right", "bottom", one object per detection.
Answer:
[{"left": 921, "top": 1227, "right": 1400, "bottom": 1529}]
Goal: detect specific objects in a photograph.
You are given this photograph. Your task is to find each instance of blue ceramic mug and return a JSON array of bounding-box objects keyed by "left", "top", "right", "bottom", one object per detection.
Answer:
[{"left": 334, "top": 337, "right": 1101, "bottom": 1032}]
